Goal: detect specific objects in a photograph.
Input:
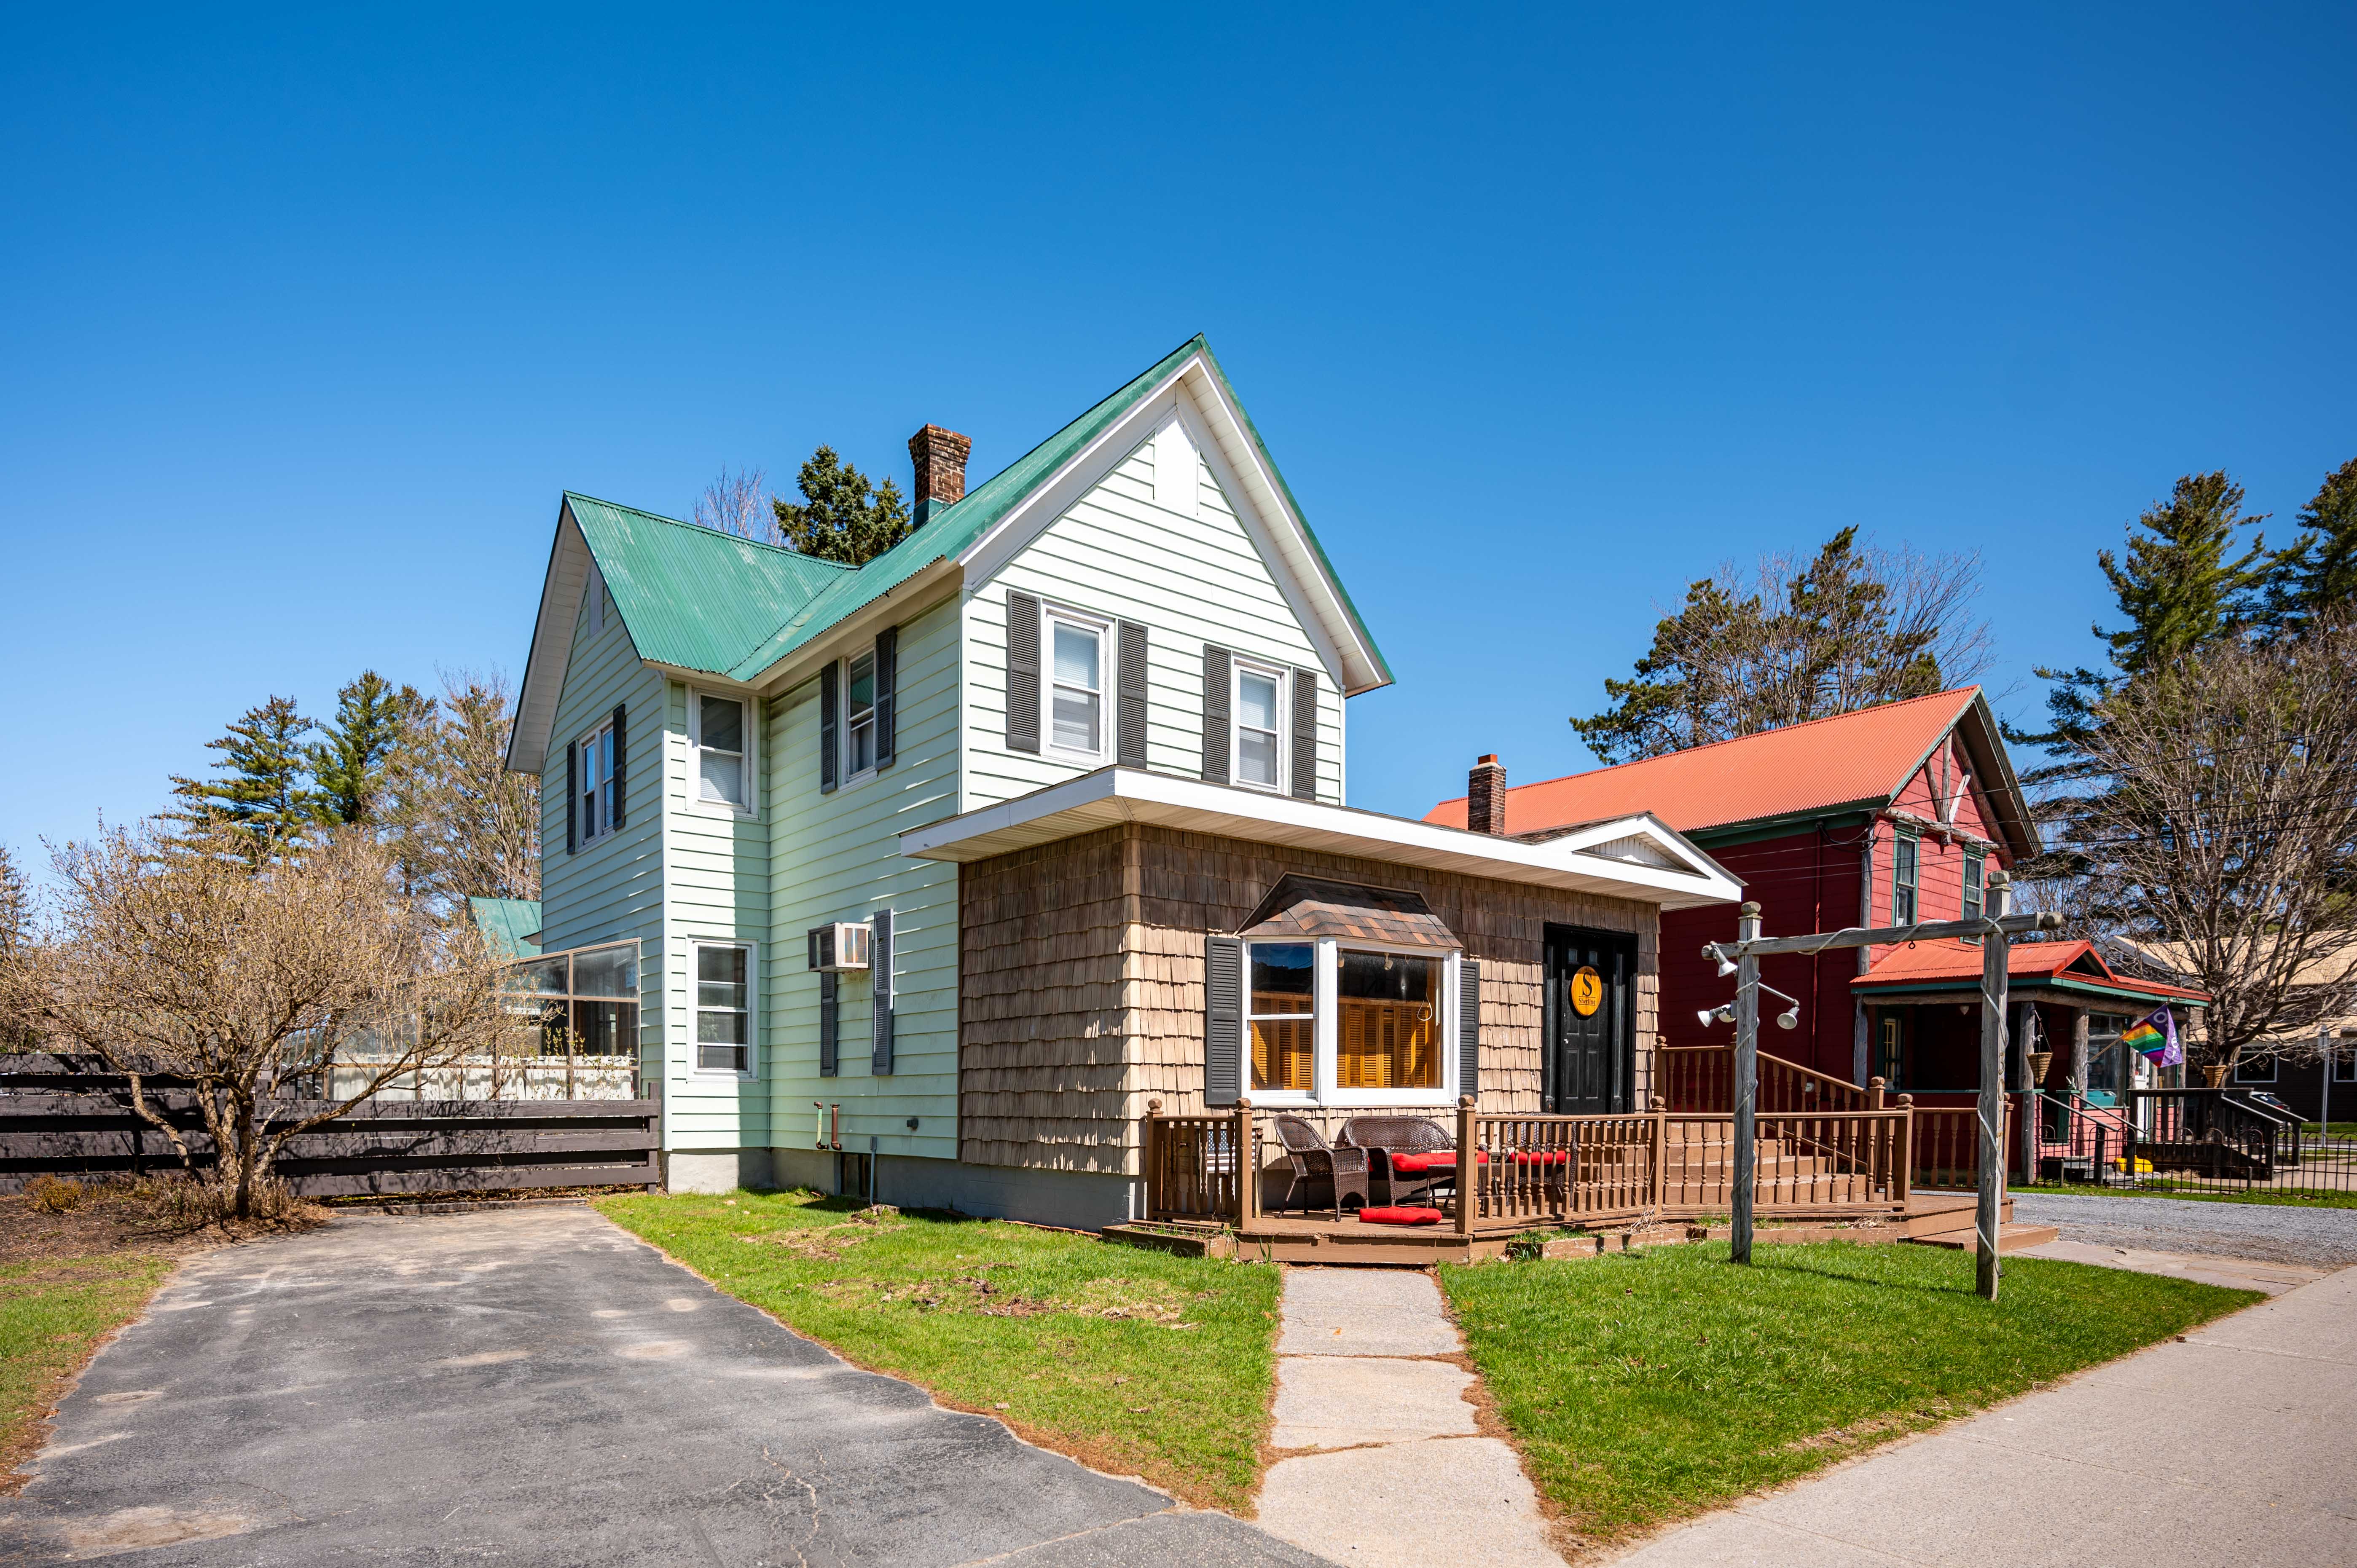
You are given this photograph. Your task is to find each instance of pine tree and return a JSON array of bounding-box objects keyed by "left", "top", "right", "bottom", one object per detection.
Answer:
[
  {"left": 166, "top": 696, "right": 325, "bottom": 857},
  {"left": 311, "top": 671, "right": 429, "bottom": 826},
  {"left": 2262, "top": 457, "right": 2357, "bottom": 635},
  {"left": 770, "top": 446, "right": 912, "bottom": 565}
]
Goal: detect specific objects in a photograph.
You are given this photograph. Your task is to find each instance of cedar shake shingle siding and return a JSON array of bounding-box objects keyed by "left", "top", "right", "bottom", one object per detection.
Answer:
[{"left": 958, "top": 822, "right": 1659, "bottom": 1173}]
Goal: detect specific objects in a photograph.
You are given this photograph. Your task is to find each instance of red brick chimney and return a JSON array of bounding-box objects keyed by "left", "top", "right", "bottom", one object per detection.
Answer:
[
  {"left": 1467, "top": 755, "right": 1507, "bottom": 835},
  {"left": 908, "top": 425, "right": 972, "bottom": 526}
]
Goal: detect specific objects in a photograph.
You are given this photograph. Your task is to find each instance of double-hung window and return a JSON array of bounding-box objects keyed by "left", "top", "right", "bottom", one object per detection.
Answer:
[
  {"left": 1233, "top": 661, "right": 1284, "bottom": 791},
  {"left": 695, "top": 944, "right": 753, "bottom": 1074},
  {"left": 1892, "top": 828, "right": 1919, "bottom": 925},
  {"left": 695, "top": 692, "right": 749, "bottom": 809},
  {"left": 1245, "top": 938, "right": 1453, "bottom": 1103},
  {"left": 578, "top": 720, "right": 617, "bottom": 843},
  {"left": 1960, "top": 846, "right": 1985, "bottom": 943},
  {"left": 1048, "top": 613, "right": 1106, "bottom": 757},
  {"left": 846, "top": 651, "right": 878, "bottom": 777}
]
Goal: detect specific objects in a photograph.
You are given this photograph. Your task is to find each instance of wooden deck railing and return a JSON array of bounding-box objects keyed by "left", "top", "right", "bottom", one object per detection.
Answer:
[
  {"left": 1908, "top": 1099, "right": 2011, "bottom": 1190},
  {"left": 1142, "top": 1103, "right": 1250, "bottom": 1221},
  {"left": 1658, "top": 1046, "right": 1874, "bottom": 1115}
]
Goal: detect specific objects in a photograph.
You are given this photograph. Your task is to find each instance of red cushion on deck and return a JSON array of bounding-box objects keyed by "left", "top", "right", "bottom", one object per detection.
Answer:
[
  {"left": 1358, "top": 1205, "right": 1446, "bottom": 1226},
  {"left": 1387, "top": 1151, "right": 1487, "bottom": 1173},
  {"left": 1507, "top": 1150, "right": 1570, "bottom": 1165}
]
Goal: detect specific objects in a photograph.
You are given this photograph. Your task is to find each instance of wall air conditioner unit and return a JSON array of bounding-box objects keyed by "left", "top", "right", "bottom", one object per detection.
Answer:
[{"left": 807, "top": 922, "right": 872, "bottom": 972}]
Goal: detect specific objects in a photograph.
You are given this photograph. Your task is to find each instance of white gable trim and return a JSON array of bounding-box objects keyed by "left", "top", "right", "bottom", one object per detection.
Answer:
[
  {"left": 1539, "top": 812, "right": 1737, "bottom": 890},
  {"left": 508, "top": 501, "right": 645, "bottom": 776},
  {"left": 954, "top": 353, "right": 1387, "bottom": 696}
]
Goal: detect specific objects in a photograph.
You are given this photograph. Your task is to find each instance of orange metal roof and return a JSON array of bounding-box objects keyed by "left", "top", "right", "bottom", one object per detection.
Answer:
[
  {"left": 1427, "top": 689, "right": 1981, "bottom": 839},
  {"left": 1850, "top": 938, "right": 2209, "bottom": 1003}
]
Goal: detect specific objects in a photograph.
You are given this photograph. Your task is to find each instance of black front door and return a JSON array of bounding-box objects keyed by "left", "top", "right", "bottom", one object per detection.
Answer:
[{"left": 1544, "top": 925, "right": 1638, "bottom": 1115}]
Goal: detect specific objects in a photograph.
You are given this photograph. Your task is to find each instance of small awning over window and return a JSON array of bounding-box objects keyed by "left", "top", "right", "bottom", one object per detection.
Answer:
[{"left": 1237, "top": 874, "right": 1461, "bottom": 949}]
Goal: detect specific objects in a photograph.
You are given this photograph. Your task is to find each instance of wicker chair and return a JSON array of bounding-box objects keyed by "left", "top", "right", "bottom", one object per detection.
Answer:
[
  {"left": 1271, "top": 1115, "right": 1371, "bottom": 1219},
  {"left": 1340, "top": 1116, "right": 1463, "bottom": 1208}
]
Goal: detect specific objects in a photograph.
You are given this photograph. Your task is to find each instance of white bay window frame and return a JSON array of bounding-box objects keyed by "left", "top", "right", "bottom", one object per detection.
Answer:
[{"left": 1244, "top": 936, "right": 1458, "bottom": 1110}]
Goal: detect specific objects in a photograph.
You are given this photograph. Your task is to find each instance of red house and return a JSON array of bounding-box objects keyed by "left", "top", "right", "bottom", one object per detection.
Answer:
[{"left": 1428, "top": 689, "right": 2205, "bottom": 1114}]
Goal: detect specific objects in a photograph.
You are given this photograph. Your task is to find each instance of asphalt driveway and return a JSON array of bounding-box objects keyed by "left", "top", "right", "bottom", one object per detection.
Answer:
[{"left": 0, "top": 1207, "right": 1329, "bottom": 1567}]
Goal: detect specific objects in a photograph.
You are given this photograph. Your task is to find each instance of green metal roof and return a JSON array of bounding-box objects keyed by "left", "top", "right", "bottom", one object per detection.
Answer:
[
  {"left": 567, "top": 333, "right": 1390, "bottom": 689},
  {"left": 467, "top": 897, "right": 543, "bottom": 960}
]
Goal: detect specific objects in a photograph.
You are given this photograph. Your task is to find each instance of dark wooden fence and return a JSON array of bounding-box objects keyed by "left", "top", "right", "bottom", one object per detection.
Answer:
[{"left": 0, "top": 1056, "right": 660, "bottom": 1197}]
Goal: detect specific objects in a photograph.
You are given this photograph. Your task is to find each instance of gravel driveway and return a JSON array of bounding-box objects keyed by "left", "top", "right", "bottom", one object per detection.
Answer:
[
  {"left": 2012, "top": 1190, "right": 2357, "bottom": 1267},
  {"left": 0, "top": 1207, "right": 1327, "bottom": 1567}
]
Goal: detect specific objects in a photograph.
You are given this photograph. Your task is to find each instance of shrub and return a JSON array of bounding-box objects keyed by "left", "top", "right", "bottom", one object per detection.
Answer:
[{"left": 23, "top": 1175, "right": 86, "bottom": 1213}]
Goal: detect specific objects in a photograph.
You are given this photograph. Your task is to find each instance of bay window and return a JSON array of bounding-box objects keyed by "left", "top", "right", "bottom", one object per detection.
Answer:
[
  {"left": 695, "top": 692, "right": 749, "bottom": 809},
  {"left": 1245, "top": 938, "right": 1454, "bottom": 1103}
]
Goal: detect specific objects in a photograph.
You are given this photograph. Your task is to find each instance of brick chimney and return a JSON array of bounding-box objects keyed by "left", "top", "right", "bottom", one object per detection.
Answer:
[
  {"left": 907, "top": 424, "right": 973, "bottom": 526},
  {"left": 1467, "top": 754, "right": 1507, "bottom": 835}
]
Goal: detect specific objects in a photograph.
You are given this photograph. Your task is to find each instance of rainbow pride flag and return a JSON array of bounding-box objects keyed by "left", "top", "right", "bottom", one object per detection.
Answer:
[{"left": 2123, "top": 1007, "right": 2182, "bottom": 1067}]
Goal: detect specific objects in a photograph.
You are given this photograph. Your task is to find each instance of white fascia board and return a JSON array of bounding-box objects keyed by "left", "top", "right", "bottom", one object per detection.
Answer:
[
  {"left": 899, "top": 769, "right": 1743, "bottom": 911},
  {"left": 953, "top": 355, "right": 1384, "bottom": 697},
  {"left": 745, "top": 558, "right": 962, "bottom": 700},
  {"left": 1542, "top": 812, "right": 1742, "bottom": 889},
  {"left": 507, "top": 503, "right": 593, "bottom": 776}
]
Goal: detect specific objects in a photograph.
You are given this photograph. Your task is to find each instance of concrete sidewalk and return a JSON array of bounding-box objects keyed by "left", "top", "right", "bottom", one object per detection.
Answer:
[{"left": 1608, "top": 1265, "right": 2357, "bottom": 1566}]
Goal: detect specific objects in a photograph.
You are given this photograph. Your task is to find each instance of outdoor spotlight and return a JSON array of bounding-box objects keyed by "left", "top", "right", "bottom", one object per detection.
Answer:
[
  {"left": 1716, "top": 957, "right": 1738, "bottom": 978},
  {"left": 1697, "top": 1008, "right": 1717, "bottom": 1027},
  {"left": 1777, "top": 1008, "right": 1800, "bottom": 1030}
]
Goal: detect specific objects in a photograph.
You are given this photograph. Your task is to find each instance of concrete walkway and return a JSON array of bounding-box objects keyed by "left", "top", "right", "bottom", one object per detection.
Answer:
[
  {"left": 2017, "top": 1237, "right": 2326, "bottom": 1295},
  {"left": 1254, "top": 1266, "right": 1562, "bottom": 1568},
  {"left": 1608, "top": 1265, "right": 2357, "bottom": 1567},
  {"left": 0, "top": 1207, "right": 1332, "bottom": 1567}
]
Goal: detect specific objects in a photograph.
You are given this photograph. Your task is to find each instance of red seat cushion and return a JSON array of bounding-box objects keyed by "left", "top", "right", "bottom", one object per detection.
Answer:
[
  {"left": 1386, "top": 1151, "right": 1487, "bottom": 1174},
  {"left": 1507, "top": 1150, "right": 1570, "bottom": 1165},
  {"left": 1358, "top": 1205, "right": 1446, "bottom": 1226}
]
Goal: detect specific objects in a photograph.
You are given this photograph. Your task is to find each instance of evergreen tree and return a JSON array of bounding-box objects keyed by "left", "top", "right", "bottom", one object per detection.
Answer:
[
  {"left": 311, "top": 671, "right": 429, "bottom": 826},
  {"left": 0, "top": 843, "right": 32, "bottom": 1048},
  {"left": 166, "top": 696, "right": 325, "bottom": 857},
  {"left": 770, "top": 446, "right": 912, "bottom": 565},
  {"left": 2262, "top": 457, "right": 2357, "bottom": 635},
  {"left": 2013, "top": 470, "right": 2270, "bottom": 759}
]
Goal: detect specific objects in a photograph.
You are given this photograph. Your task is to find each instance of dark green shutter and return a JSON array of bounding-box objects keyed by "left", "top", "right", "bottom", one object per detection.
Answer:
[
  {"left": 874, "top": 626, "right": 898, "bottom": 771},
  {"left": 1201, "top": 646, "right": 1231, "bottom": 785},
  {"left": 1290, "top": 669, "right": 1317, "bottom": 800},
  {"left": 819, "top": 971, "right": 838, "bottom": 1077},
  {"left": 1458, "top": 957, "right": 1481, "bottom": 1103},
  {"left": 565, "top": 741, "right": 577, "bottom": 853},
  {"left": 1117, "top": 620, "right": 1149, "bottom": 767},
  {"left": 1006, "top": 592, "right": 1042, "bottom": 753},
  {"left": 819, "top": 662, "right": 839, "bottom": 794},
  {"left": 609, "top": 704, "right": 627, "bottom": 829},
  {"left": 871, "top": 908, "right": 894, "bottom": 1076},
  {"left": 1205, "top": 933, "right": 1243, "bottom": 1107}
]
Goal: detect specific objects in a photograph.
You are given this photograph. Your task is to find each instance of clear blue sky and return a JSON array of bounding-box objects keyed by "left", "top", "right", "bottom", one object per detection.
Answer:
[{"left": 5, "top": 5, "right": 2353, "bottom": 875}]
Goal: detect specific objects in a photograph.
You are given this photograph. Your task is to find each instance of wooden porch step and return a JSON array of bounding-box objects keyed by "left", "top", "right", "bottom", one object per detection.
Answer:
[{"left": 1901, "top": 1221, "right": 2060, "bottom": 1255}]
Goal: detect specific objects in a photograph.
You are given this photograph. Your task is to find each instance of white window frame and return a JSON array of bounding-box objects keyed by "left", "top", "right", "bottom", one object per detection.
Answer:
[
  {"left": 689, "top": 686, "right": 757, "bottom": 815},
  {"left": 843, "top": 646, "right": 880, "bottom": 784},
  {"left": 690, "top": 940, "right": 758, "bottom": 1079},
  {"left": 1891, "top": 828, "right": 1920, "bottom": 925},
  {"left": 1244, "top": 936, "right": 1457, "bottom": 1110},
  {"left": 1230, "top": 656, "right": 1289, "bottom": 795},
  {"left": 577, "top": 718, "right": 617, "bottom": 844},
  {"left": 1042, "top": 603, "right": 1111, "bottom": 764}
]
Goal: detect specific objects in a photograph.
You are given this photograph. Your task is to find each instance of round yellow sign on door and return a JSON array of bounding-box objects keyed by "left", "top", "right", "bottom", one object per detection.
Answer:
[{"left": 1570, "top": 965, "right": 1603, "bottom": 1017}]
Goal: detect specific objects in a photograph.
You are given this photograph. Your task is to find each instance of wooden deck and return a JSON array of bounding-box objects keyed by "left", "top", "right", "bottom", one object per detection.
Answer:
[{"left": 1108, "top": 1190, "right": 2012, "bottom": 1265}]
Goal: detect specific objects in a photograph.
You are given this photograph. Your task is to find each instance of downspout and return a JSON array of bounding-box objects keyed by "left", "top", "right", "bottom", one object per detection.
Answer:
[{"left": 1853, "top": 820, "right": 1878, "bottom": 1086}]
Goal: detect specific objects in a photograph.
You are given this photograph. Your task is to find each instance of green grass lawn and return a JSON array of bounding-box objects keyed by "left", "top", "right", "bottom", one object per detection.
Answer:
[
  {"left": 1440, "top": 1242, "right": 2258, "bottom": 1550},
  {"left": 0, "top": 1253, "right": 174, "bottom": 1486},
  {"left": 596, "top": 1190, "right": 1280, "bottom": 1510},
  {"left": 2014, "top": 1181, "right": 2357, "bottom": 1209}
]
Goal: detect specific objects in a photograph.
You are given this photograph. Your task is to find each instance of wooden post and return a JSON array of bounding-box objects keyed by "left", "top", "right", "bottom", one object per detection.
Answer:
[
  {"left": 1145, "top": 1098, "right": 1162, "bottom": 1220},
  {"left": 1976, "top": 874, "right": 2013, "bottom": 1300},
  {"left": 1894, "top": 1093, "right": 1913, "bottom": 1201},
  {"left": 1732, "top": 901, "right": 1762, "bottom": 1264},
  {"left": 1868, "top": 1075, "right": 1885, "bottom": 1110},
  {"left": 1233, "top": 1098, "right": 1257, "bottom": 1226},
  {"left": 1455, "top": 1094, "right": 1477, "bottom": 1237},
  {"left": 1648, "top": 1093, "right": 1667, "bottom": 1208}
]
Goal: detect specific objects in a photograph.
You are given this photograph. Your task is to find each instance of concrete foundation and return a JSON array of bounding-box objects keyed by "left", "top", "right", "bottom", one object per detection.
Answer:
[{"left": 665, "top": 1145, "right": 1141, "bottom": 1229}]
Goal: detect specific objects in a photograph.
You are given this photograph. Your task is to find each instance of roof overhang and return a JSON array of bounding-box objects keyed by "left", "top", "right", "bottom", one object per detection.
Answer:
[
  {"left": 899, "top": 768, "right": 1743, "bottom": 910},
  {"left": 1851, "top": 976, "right": 2210, "bottom": 1008},
  {"left": 507, "top": 499, "right": 606, "bottom": 775}
]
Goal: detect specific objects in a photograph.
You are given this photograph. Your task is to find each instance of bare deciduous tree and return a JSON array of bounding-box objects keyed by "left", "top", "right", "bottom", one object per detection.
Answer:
[
  {"left": 693, "top": 465, "right": 773, "bottom": 543},
  {"left": 2033, "top": 614, "right": 2357, "bottom": 1065},
  {"left": 3, "top": 822, "right": 512, "bottom": 1218},
  {"left": 385, "top": 671, "right": 539, "bottom": 912}
]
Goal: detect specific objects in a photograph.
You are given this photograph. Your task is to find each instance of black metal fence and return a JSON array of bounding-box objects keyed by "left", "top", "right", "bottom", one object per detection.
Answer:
[
  {"left": 2028, "top": 1086, "right": 2354, "bottom": 1198},
  {"left": 0, "top": 1055, "right": 662, "bottom": 1198}
]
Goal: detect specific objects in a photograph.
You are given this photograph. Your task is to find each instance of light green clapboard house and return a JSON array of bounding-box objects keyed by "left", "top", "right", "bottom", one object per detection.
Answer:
[{"left": 508, "top": 336, "right": 1737, "bottom": 1225}]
